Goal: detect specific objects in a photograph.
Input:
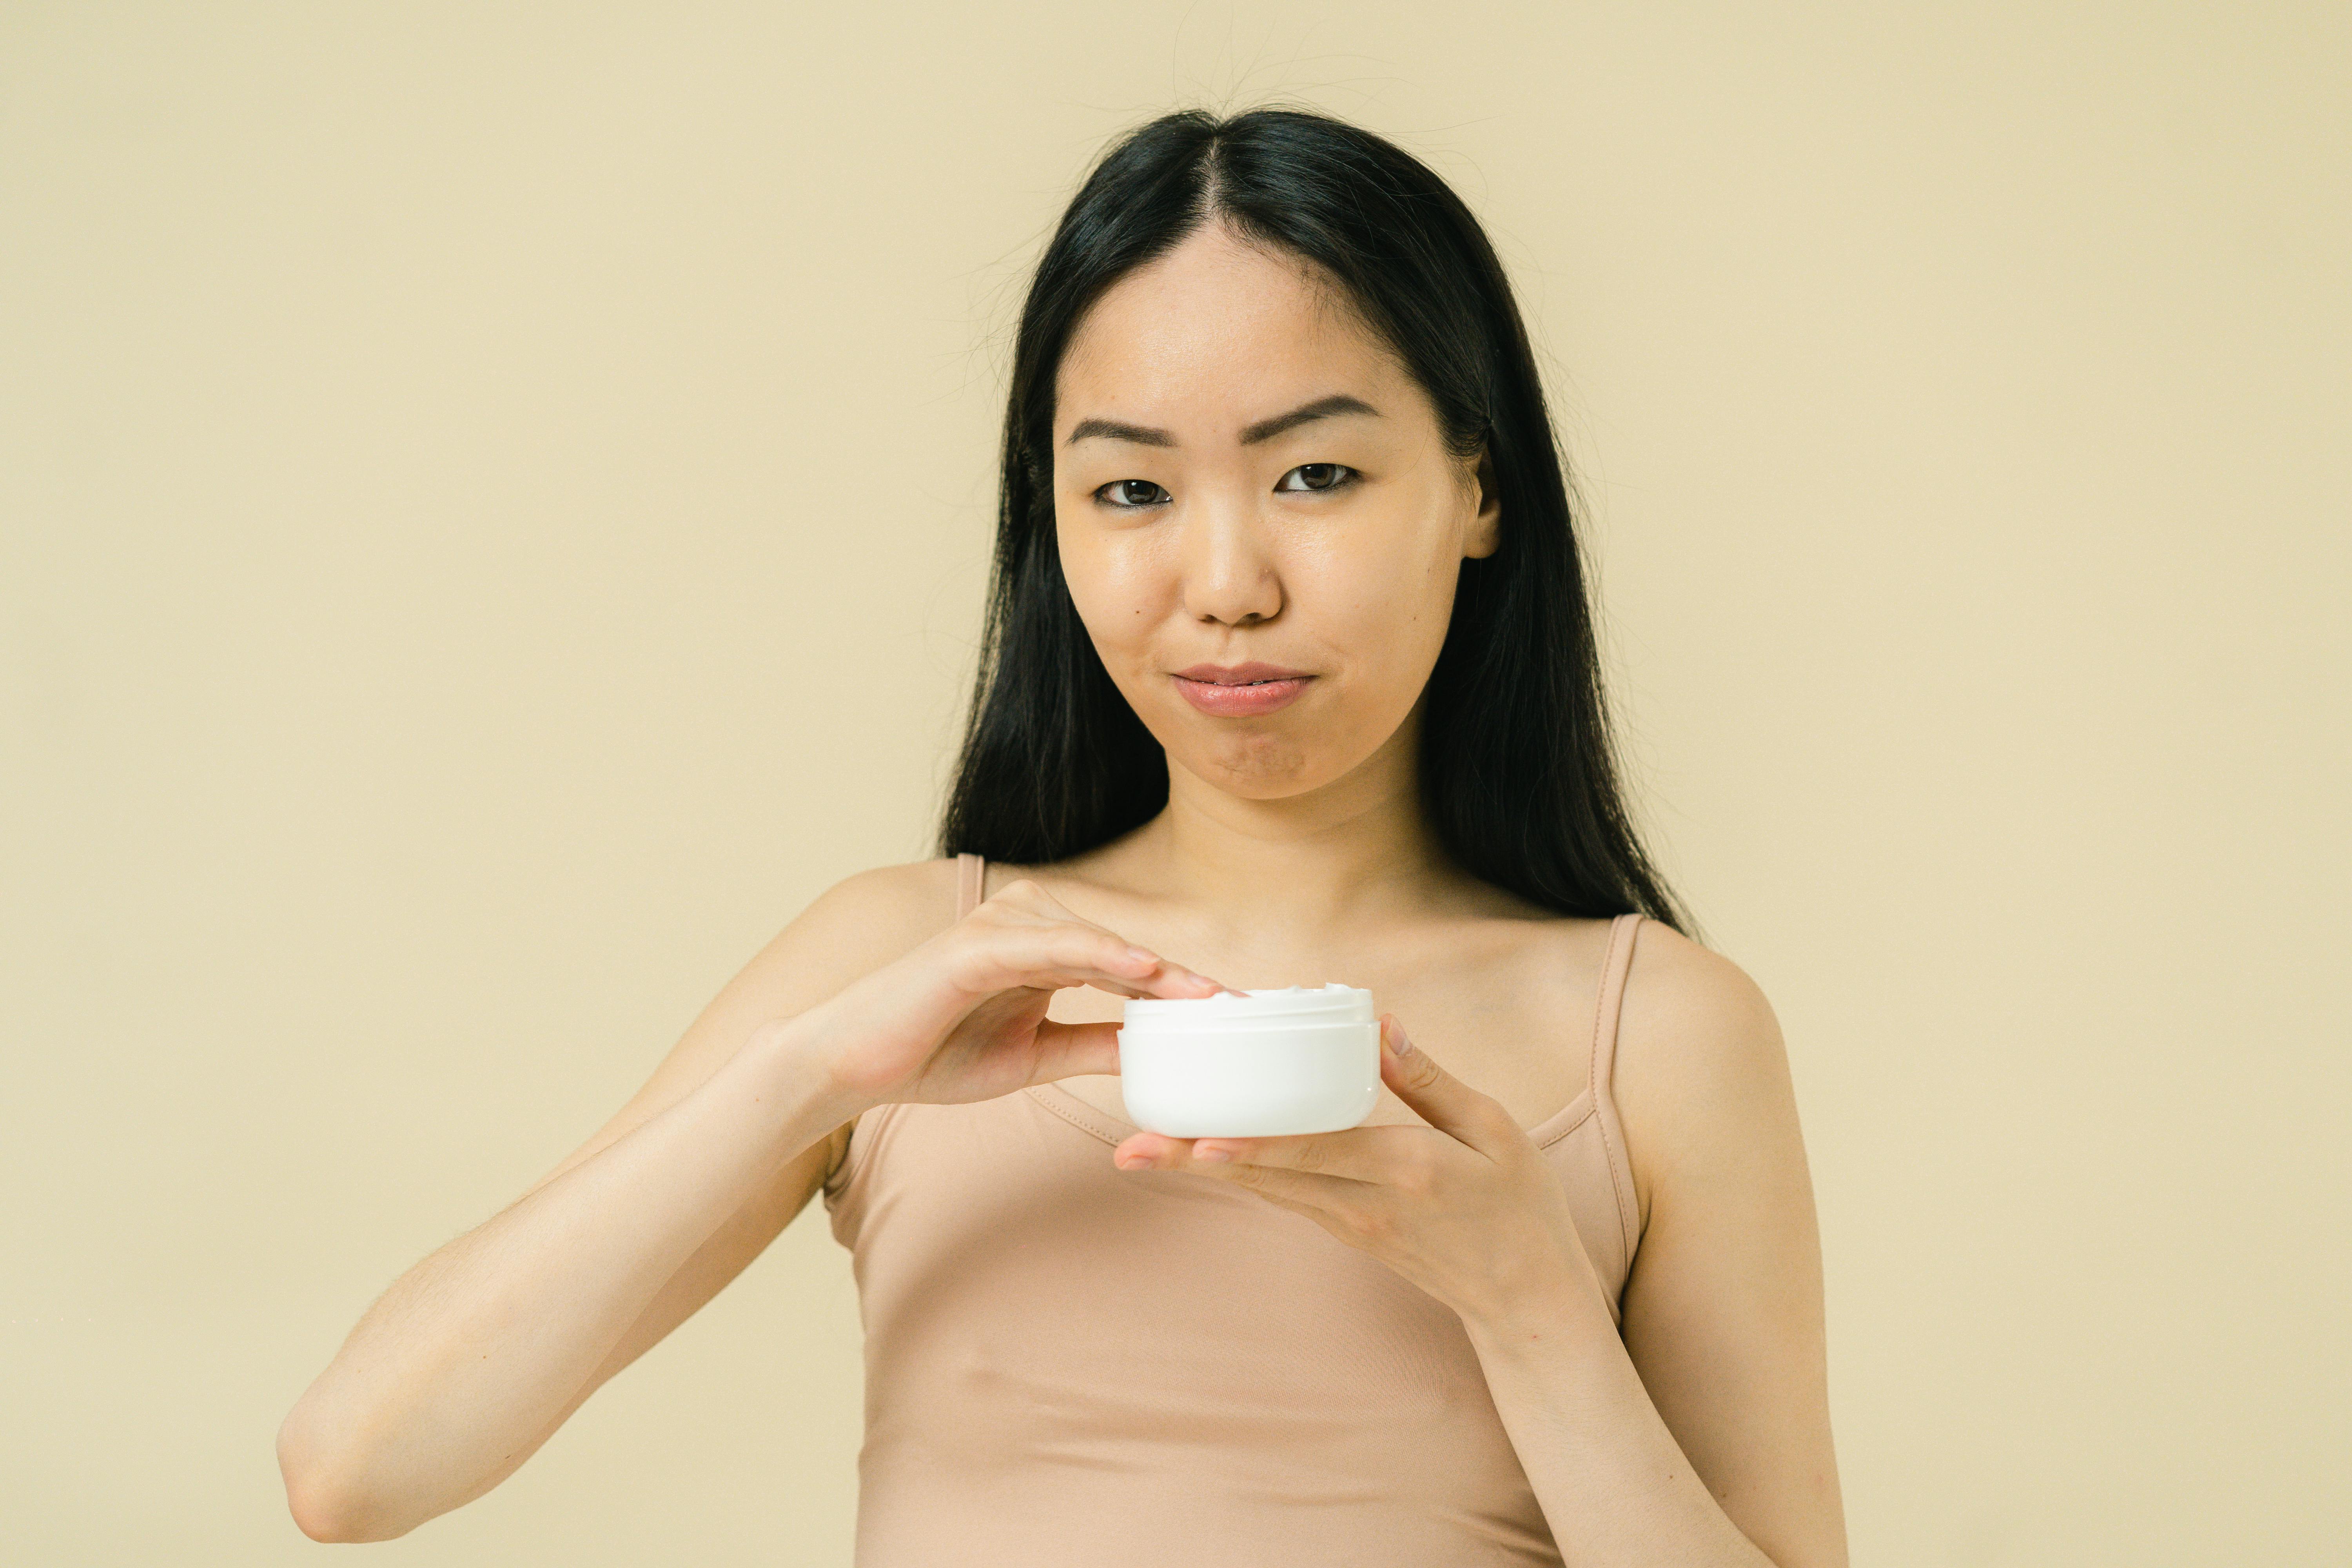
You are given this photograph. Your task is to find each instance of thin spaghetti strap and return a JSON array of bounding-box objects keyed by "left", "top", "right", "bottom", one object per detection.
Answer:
[
  {"left": 1588, "top": 913, "right": 1645, "bottom": 1265},
  {"left": 1589, "top": 913, "right": 1642, "bottom": 1096},
  {"left": 955, "top": 852, "right": 987, "bottom": 920}
]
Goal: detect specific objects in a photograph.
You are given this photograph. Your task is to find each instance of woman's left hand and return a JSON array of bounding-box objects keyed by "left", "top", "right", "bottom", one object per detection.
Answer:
[{"left": 1112, "top": 1016, "right": 1609, "bottom": 1332}]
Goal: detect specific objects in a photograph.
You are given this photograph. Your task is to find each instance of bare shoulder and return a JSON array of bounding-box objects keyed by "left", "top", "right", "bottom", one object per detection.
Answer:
[
  {"left": 676, "top": 857, "right": 960, "bottom": 1111},
  {"left": 763, "top": 857, "right": 965, "bottom": 991},
  {"left": 1610, "top": 921, "right": 1801, "bottom": 1227},
  {"left": 514, "top": 857, "right": 962, "bottom": 1203}
]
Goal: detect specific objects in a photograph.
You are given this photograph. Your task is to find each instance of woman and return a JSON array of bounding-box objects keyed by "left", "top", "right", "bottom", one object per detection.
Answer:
[{"left": 279, "top": 107, "right": 1847, "bottom": 1565}]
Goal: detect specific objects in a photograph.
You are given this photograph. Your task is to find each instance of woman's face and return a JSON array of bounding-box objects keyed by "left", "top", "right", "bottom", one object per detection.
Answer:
[{"left": 1052, "top": 223, "right": 1500, "bottom": 803}]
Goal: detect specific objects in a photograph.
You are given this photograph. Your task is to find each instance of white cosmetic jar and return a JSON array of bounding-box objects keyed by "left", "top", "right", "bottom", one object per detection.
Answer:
[{"left": 1117, "top": 984, "right": 1382, "bottom": 1138}]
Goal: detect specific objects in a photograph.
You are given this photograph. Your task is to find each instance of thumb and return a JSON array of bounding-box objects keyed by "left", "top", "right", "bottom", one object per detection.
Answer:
[
  {"left": 1025, "top": 1018, "right": 1123, "bottom": 1085},
  {"left": 1379, "top": 1016, "right": 1512, "bottom": 1152}
]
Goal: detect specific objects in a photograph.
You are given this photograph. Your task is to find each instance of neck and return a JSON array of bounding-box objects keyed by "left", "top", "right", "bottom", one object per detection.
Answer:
[{"left": 1127, "top": 707, "right": 1456, "bottom": 938}]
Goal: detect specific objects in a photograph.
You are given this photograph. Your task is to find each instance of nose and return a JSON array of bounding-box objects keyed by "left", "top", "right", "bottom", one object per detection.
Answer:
[{"left": 1180, "top": 492, "right": 1284, "bottom": 626}]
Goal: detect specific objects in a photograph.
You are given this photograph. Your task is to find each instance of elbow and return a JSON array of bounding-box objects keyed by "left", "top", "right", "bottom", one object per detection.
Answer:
[
  {"left": 281, "top": 1470, "right": 395, "bottom": 1544},
  {"left": 277, "top": 1406, "right": 414, "bottom": 1543},
  {"left": 284, "top": 1482, "right": 371, "bottom": 1545},
  {"left": 281, "top": 1461, "right": 414, "bottom": 1544}
]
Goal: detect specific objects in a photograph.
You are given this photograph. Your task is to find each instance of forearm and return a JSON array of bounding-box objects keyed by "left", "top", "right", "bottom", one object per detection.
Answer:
[
  {"left": 1465, "top": 1283, "right": 1775, "bottom": 1568},
  {"left": 279, "top": 1018, "right": 862, "bottom": 1540}
]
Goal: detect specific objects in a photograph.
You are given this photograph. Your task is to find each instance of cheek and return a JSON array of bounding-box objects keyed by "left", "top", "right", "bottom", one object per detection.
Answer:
[
  {"left": 1301, "top": 529, "right": 1459, "bottom": 682},
  {"left": 1057, "top": 517, "right": 1174, "bottom": 664}
]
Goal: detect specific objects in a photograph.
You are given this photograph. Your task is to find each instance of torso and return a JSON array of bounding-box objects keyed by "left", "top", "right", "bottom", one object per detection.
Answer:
[{"left": 992, "top": 858, "right": 1628, "bottom": 1172}]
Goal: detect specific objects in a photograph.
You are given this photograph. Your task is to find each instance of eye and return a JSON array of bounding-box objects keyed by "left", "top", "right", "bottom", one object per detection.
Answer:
[
  {"left": 1275, "top": 463, "right": 1358, "bottom": 494},
  {"left": 1091, "top": 479, "right": 1172, "bottom": 510}
]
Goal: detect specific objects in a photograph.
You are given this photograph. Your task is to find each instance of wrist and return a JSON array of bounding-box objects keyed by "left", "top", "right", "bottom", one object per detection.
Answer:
[
  {"left": 1455, "top": 1248, "right": 1617, "bottom": 1354},
  {"left": 738, "top": 1009, "right": 880, "bottom": 1133}
]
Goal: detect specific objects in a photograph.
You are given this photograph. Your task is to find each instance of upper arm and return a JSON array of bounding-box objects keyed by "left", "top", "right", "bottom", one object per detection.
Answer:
[
  {"left": 520, "top": 857, "right": 962, "bottom": 1205},
  {"left": 1610, "top": 926, "right": 1849, "bottom": 1567}
]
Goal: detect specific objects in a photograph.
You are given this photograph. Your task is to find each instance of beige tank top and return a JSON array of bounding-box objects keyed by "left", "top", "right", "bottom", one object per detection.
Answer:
[{"left": 824, "top": 854, "right": 1646, "bottom": 1565}]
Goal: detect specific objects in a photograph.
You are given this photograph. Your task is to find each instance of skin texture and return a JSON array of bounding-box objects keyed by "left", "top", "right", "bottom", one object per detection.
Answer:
[
  {"left": 1030, "top": 221, "right": 1846, "bottom": 1564},
  {"left": 1050, "top": 230, "right": 1497, "bottom": 800}
]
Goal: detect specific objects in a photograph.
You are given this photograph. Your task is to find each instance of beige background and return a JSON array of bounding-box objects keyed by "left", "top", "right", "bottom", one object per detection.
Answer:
[{"left": 4, "top": 3, "right": 2346, "bottom": 1564}]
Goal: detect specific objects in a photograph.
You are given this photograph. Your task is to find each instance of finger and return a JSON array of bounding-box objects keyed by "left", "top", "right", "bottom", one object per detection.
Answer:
[
  {"left": 983, "top": 967, "right": 1189, "bottom": 1003},
  {"left": 1039, "top": 930, "right": 1230, "bottom": 998},
  {"left": 1183, "top": 1123, "right": 1432, "bottom": 1183},
  {"left": 1024, "top": 1019, "right": 1122, "bottom": 1082},
  {"left": 1112, "top": 1134, "right": 1364, "bottom": 1206},
  {"left": 1378, "top": 1016, "right": 1515, "bottom": 1152},
  {"left": 1115, "top": 949, "right": 1250, "bottom": 998},
  {"left": 978, "top": 881, "right": 1204, "bottom": 977},
  {"left": 1080, "top": 979, "right": 1203, "bottom": 1001},
  {"left": 1181, "top": 1160, "right": 1367, "bottom": 1220},
  {"left": 991, "top": 972, "right": 1167, "bottom": 1003},
  {"left": 1143, "top": 1158, "right": 1339, "bottom": 1233},
  {"left": 975, "top": 880, "right": 1249, "bottom": 998},
  {"left": 955, "top": 926, "right": 1227, "bottom": 1000}
]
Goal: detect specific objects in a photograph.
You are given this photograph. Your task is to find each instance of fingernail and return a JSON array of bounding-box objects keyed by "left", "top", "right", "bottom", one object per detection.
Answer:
[
  {"left": 1115, "top": 1151, "right": 1151, "bottom": 1171},
  {"left": 1386, "top": 1018, "right": 1414, "bottom": 1058},
  {"left": 1193, "top": 1143, "right": 1233, "bottom": 1164},
  {"left": 1127, "top": 947, "right": 1159, "bottom": 967}
]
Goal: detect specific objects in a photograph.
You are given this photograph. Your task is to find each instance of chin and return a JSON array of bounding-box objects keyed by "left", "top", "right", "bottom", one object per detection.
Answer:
[{"left": 1175, "top": 729, "right": 1334, "bottom": 798}]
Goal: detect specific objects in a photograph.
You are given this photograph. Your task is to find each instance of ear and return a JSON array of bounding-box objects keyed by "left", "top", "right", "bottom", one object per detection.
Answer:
[{"left": 1462, "top": 445, "right": 1503, "bottom": 560}]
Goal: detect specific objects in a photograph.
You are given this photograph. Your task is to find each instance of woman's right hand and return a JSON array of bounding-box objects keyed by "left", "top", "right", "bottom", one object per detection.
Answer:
[{"left": 792, "top": 876, "right": 1227, "bottom": 1112}]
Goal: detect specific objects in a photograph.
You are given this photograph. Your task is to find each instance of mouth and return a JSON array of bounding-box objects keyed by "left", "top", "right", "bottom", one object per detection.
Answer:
[
  {"left": 1172, "top": 673, "right": 1312, "bottom": 718},
  {"left": 1171, "top": 663, "right": 1317, "bottom": 686}
]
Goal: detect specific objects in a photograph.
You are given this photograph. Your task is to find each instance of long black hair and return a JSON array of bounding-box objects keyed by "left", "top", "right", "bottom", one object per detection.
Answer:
[{"left": 940, "top": 106, "right": 1694, "bottom": 935}]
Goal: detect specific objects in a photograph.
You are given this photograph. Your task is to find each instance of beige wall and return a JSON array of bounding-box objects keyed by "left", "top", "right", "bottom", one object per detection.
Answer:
[{"left": 4, "top": 4, "right": 2345, "bottom": 1563}]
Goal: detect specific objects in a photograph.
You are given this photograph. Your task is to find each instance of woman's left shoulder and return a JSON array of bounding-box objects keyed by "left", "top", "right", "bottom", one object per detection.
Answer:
[
  {"left": 1608, "top": 921, "right": 1804, "bottom": 1221},
  {"left": 1618, "top": 920, "right": 1786, "bottom": 1071}
]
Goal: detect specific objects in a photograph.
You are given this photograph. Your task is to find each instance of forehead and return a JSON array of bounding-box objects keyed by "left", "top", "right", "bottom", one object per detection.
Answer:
[{"left": 1055, "top": 225, "right": 1404, "bottom": 425}]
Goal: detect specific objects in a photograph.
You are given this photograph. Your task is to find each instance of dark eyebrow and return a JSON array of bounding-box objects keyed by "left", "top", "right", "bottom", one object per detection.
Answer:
[{"left": 1063, "top": 394, "right": 1381, "bottom": 449}]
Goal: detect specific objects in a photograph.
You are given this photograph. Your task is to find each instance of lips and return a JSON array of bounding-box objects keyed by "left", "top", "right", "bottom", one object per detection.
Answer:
[
  {"left": 1170, "top": 662, "right": 1314, "bottom": 718},
  {"left": 1171, "top": 663, "right": 1317, "bottom": 686}
]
